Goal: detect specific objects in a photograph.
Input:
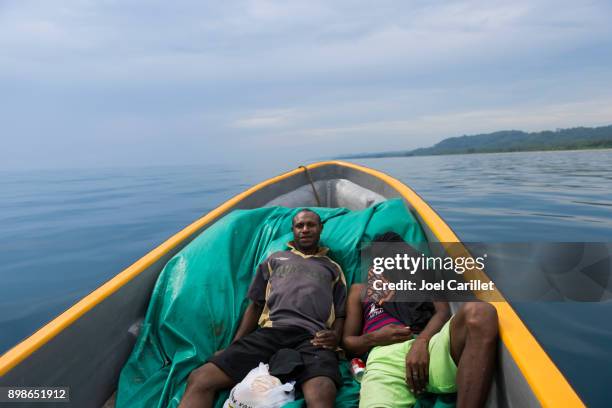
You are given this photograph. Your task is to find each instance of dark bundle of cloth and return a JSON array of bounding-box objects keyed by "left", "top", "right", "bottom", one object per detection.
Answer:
[{"left": 367, "top": 231, "right": 435, "bottom": 333}]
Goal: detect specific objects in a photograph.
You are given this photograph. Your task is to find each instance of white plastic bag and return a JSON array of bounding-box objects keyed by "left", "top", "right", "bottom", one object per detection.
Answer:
[{"left": 223, "top": 363, "right": 295, "bottom": 408}]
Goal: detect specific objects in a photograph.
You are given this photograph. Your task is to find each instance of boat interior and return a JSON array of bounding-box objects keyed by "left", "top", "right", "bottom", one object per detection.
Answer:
[{"left": 1, "top": 163, "right": 567, "bottom": 407}]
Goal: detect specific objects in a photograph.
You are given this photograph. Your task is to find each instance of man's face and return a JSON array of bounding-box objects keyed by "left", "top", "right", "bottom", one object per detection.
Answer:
[{"left": 292, "top": 211, "right": 323, "bottom": 251}]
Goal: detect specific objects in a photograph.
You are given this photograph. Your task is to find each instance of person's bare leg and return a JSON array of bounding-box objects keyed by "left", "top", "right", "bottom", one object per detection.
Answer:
[
  {"left": 450, "top": 302, "right": 499, "bottom": 408},
  {"left": 301, "top": 376, "right": 336, "bottom": 408},
  {"left": 178, "top": 362, "right": 235, "bottom": 408}
]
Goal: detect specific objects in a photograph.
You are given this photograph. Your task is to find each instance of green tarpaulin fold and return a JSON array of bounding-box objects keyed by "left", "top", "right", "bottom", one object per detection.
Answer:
[{"left": 117, "top": 199, "right": 441, "bottom": 407}]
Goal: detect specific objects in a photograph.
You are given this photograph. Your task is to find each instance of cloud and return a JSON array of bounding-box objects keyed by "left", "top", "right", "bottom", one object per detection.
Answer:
[
  {"left": 1, "top": 0, "right": 611, "bottom": 169},
  {"left": 232, "top": 109, "right": 299, "bottom": 129},
  {"left": 224, "top": 96, "right": 612, "bottom": 158},
  {"left": 2, "top": 0, "right": 610, "bottom": 81}
]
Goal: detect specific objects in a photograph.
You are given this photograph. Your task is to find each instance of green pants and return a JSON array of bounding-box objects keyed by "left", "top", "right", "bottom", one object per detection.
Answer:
[{"left": 359, "top": 320, "right": 457, "bottom": 408}]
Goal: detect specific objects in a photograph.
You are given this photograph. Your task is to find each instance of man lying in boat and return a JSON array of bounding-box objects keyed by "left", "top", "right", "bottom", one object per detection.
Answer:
[
  {"left": 179, "top": 209, "right": 346, "bottom": 408},
  {"left": 343, "top": 232, "right": 498, "bottom": 408}
]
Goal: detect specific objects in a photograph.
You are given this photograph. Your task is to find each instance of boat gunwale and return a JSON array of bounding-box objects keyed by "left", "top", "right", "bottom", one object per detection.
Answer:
[
  {"left": 0, "top": 160, "right": 583, "bottom": 408},
  {"left": 0, "top": 162, "right": 318, "bottom": 375}
]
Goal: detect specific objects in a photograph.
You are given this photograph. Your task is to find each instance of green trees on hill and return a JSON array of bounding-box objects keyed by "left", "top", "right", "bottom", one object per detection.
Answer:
[{"left": 339, "top": 125, "right": 612, "bottom": 159}]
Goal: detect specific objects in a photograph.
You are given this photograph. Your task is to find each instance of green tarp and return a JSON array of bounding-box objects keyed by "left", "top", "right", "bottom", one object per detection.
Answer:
[{"left": 116, "top": 199, "right": 435, "bottom": 407}]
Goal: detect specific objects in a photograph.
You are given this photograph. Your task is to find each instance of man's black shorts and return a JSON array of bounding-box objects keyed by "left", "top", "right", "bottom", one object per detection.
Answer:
[{"left": 209, "top": 326, "right": 341, "bottom": 388}]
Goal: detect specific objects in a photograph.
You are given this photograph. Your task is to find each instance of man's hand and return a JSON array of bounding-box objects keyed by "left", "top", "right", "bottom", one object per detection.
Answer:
[
  {"left": 405, "top": 338, "right": 430, "bottom": 395},
  {"left": 311, "top": 330, "right": 339, "bottom": 349},
  {"left": 371, "top": 325, "right": 413, "bottom": 346}
]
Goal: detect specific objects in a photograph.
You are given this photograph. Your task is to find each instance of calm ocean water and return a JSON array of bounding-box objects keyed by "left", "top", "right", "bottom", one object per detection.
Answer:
[{"left": 1, "top": 149, "right": 611, "bottom": 405}]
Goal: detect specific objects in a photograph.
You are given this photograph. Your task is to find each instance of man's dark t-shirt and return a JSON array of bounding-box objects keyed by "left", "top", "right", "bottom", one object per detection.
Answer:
[{"left": 247, "top": 243, "right": 347, "bottom": 334}]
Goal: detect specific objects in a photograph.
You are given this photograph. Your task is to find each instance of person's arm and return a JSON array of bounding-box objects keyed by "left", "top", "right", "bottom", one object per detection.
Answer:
[
  {"left": 342, "top": 284, "right": 413, "bottom": 356},
  {"left": 332, "top": 316, "right": 344, "bottom": 341},
  {"left": 342, "top": 284, "right": 368, "bottom": 355},
  {"left": 231, "top": 302, "right": 264, "bottom": 342},
  {"left": 413, "top": 301, "right": 450, "bottom": 344},
  {"left": 232, "top": 259, "right": 269, "bottom": 342},
  {"left": 405, "top": 301, "right": 451, "bottom": 394}
]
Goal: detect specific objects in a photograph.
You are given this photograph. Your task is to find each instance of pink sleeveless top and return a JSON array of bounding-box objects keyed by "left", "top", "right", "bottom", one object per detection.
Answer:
[{"left": 362, "top": 299, "right": 402, "bottom": 334}]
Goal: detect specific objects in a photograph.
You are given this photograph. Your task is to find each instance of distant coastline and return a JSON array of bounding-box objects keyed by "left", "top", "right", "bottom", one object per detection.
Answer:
[{"left": 337, "top": 125, "right": 612, "bottom": 159}]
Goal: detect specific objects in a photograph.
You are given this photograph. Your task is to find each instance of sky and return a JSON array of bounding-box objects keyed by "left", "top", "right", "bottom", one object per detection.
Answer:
[{"left": 1, "top": 0, "right": 612, "bottom": 170}]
